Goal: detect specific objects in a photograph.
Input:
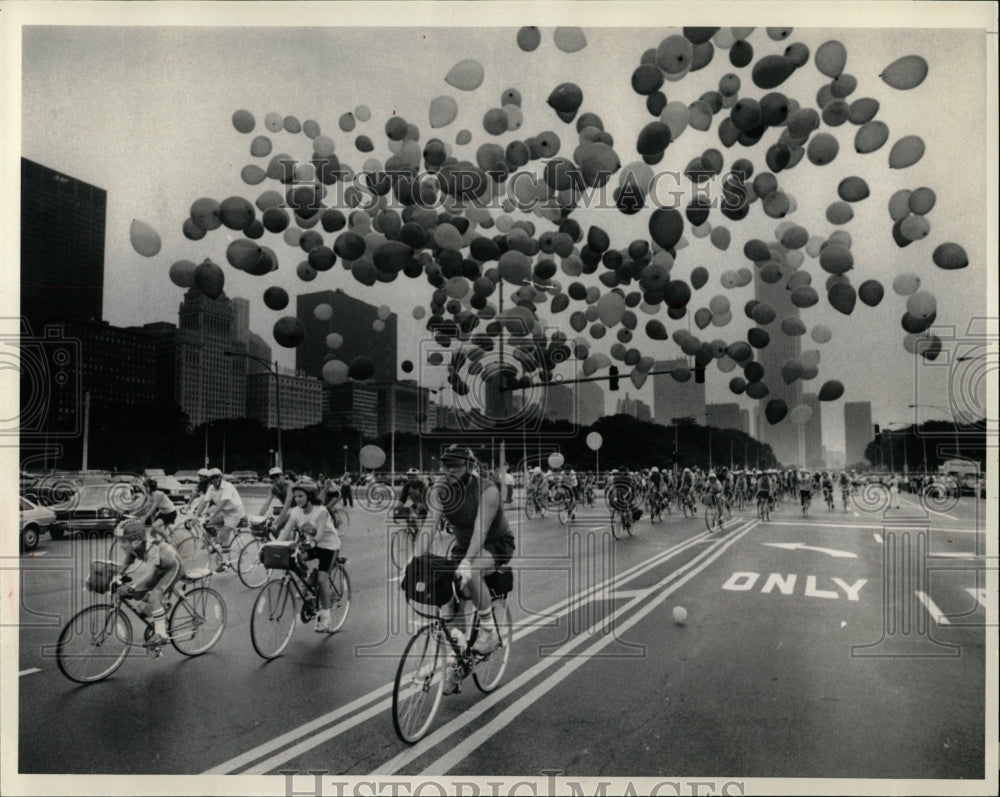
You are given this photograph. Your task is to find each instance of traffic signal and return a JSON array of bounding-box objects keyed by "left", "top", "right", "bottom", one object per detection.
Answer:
[
  {"left": 694, "top": 365, "right": 706, "bottom": 384},
  {"left": 873, "top": 424, "right": 880, "bottom": 435},
  {"left": 609, "top": 366, "right": 620, "bottom": 391}
]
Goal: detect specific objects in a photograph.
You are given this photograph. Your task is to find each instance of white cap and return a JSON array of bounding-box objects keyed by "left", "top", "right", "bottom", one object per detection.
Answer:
[{"left": 268, "top": 466, "right": 283, "bottom": 478}]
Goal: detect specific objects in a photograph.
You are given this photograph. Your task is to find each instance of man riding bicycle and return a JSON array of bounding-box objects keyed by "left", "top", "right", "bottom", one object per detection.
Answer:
[
  {"left": 418, "top": 445, "right": 515, "bottom": 691},
  {"left": 114, "top": 519, "right": 186, "bottom": 648},
  {"left": 197, "top": 468, "right": 247, "bottom": 571},
  {"left": 397, "top": 468, "right": 429, "bottom": 524}
]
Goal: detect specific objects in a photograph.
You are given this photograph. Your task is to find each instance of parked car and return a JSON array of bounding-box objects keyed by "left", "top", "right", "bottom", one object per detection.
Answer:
[
  {"left": 230, "top": 470, "right": 260, "bottom": 484},
  {"left": 173, "top": 469, "right": 202, "bottom": 484},
  {"left": 154, "top": 475, "right": 195, "bottom": 504},
  {"left": 959, "top": 474, "right": 986, "bottom": 498},
  {"left": 20, "top": 497, "right": 56, "bottom": 551},
  {"left": 49, "top": 483, "right": 146, "bottom": 539}
]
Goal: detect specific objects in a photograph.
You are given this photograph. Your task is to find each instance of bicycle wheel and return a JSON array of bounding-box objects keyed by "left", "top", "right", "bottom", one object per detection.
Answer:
[
  {"left": 705, "top": 505, "right": 720, "bottom": 533},
  {"left": 56, "top": 604, "right": 132, "bottom": 683},
  {"left": 524, "top": 498, "right": 537, "bottom": 520},
  {"left": 392, "top": 626, "right": 447, "bottom": 744},
  {"left": 558, "top": 506, "right": 573, "bottom": 525},
  {"left": 237, "top": 536, "right": 270, "bottom": 588},
  {"left": 390, "top": 529, "right": 413, "bottom": 571},
  {"left": 610, "top": 510, "right": 621, "bottom": 539},
  {"left": 325, "top": 565, "right": 351, "bottom": 633},
  {"left": 251, "top": 579, "right": 297, "bottom": 659},
  {"left": 169, "top": 587, "right": 227, "bottom": 656},
  {"left": 473, "top": 600, "right": 513, "bottom": 692},
  {"left": 626, "top": 511, "right": 635, "bottom": 537}
]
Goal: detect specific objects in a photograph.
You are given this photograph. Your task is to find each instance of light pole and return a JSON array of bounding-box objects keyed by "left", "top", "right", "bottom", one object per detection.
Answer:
[
  {"left": 342, "top": 445, "right": 348, "bottom": 472},
  {"left": 908, "top": 403, "right": 960, "bottom": 463},
  {"left": 225, "top": 350, "right": 283, "bottom": 470}
]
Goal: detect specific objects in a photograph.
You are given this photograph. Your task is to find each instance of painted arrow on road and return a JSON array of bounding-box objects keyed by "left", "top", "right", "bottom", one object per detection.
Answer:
[{"left": 763, "top": 542, "right": 858, "bottom": 559}]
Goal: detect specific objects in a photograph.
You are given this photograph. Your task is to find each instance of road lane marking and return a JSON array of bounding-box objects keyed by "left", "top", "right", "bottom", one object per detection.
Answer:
[
  {"left": 900, "top": 494, "right": 960, "bottom": 521},
  {"left": 763, "top": 542, "right": 857, "bottom": 558},
  {"left": 874, "top": 533, "right": 883, "bottom": 544},
  {"left": 19, "top": 668, "right": 41, "bottom": 677},
  {"left": 763, "top": 520, "right": 982, "bottom": 535},
  {"left": 915, "top": 591, "right": 950, "bottom": 625},
  {"left": 206, "top": 527, "right": 717, "bottom": 775},
  {"left": 412, "top": 520, "right": 759, "bottom": 776}
]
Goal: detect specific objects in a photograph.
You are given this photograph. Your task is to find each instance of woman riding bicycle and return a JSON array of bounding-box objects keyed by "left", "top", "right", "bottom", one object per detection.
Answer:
[
  {"left": 277, "top": 478, "right": 342, "bottom": 633},
  {"left": 114, "top": 519, "right": 185, "bottom": 648},
  {"left": 418, "top": 445, "right": 515, "bottom": 678},
  {"left": 140, "top": 479, "right": 178, "bottom": 540}
]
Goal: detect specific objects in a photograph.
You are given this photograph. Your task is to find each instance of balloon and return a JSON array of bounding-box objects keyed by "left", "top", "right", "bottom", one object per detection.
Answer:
[
  {"left": 694, "top": 308, "right": 712, "bottom": 329},
  {"left": 645, "top": 319, "right": 669, "bottom": 340},
  {"left": 818, "top": 380, "right": 845, "bottom": 401},
  {"left": 933, "top": 243, "right": 969, "bottom": 270},
  {"left": 445, "top": 58, "right": 484, "bottom": 91},
  {"left": 807, "top": 133, "right": 839, "bottom": 165},
  {"left": 586, "top": 432, "right": 603, "bottom": 451},
  {"left": 326, "top": 333, "right": 343, "bottom": 350},
  {"left": 190, "top": 198, "right": 222, "bottom": 231},
  {"left": 517, "top": 26, "right": 541, "bottom": 52},
  {"left": 781, "top": 359, "right": 804, "bottom": 384},
  {"left": 596, "top": 292, "right": 627, "bottom": 327},
  {"left": 220, "top": 196, "right": 255, "bottom": 230},
  {"left": 372, "top": 320, "right": 385, "bottom": 333},
  {"left": 348, "top": 356, "right": 375, "bottom": 381},
  {"left": 273, "top": 316, "right": 305, "bottom": 348},
  {"left": 765, "top": 399, "right": 788, "bottom": 425},
  {"left": 855, "top": 121, "right": 889, "bottom": 154},
  {"left": 313, "top": 303, "right": 333, "bottom": 321},
  {"left": 429, "top": 95, "right": 458, "bottom": 128},
  {"left": 649, "top": 208, "right": 684, "bottom": 249},
  {"left": 554, "top": 27, "right": 587, "bottom": 53},
  {"left": 729, "top": 377, "right": 747, "bottom": 395},
  {"left": 322, "top": 360, "right": 350, "bottom": 386},
  {"left": 746, "top": 382, "right": 769, "bottom": 400},
  {"left": 857, "top": 280, "right": 884, "bottom": 307},
  {"left": 906, "top": 290, "right": 937, "bottom": 319},
  {"left": 748, "top": 328, "right": 770, "bottom": 349},
  {"left": 232, "top": 109, "right": 255, "bottom": 133},
  {"left": 690, "top": 267, "right": 709, "bottom": 290},
  {"left": 811, "top": 325, "right": 832, "bottom": 344},
  {"left": 838, "top": 176, "right": 870, "bottom": 202},
  {"left": 800, "top": 349, "right": 821, "bottom": 369},
  {"left": 828, "top": 283, "right": 857, "bottom": 315},
  {"left": 781, "top": 316, "right": 807, "bottom": 336},
  {"left": 547, "top": 83, "right": 584, "bottom": 115},
  {"left": 900, "top": 214, "right": 930, "bottom": 242},
  {"left": 359, "top": 444, "right": 386, "bottom": 470},
  {"left": 129, "top": 219, "right": 161, "bottom": 257},
  {"left": 296, "top": 261, "right": 317, "bottom": 282},
  {"left": 751, "top": 303, "right": 776, "bottom": 325},
  {"left": 710, "top": 227, "right": 731, "bottom": 251},
  {"left": 880, "top": 55, "right": 928, "bottom": 90},
  {"left": 791, "top": 286, "right": 819, "bottom": 308},
  {"left": 751, "top": 55, "right": 798, "bottom": 89},
  {"left": 892, "top": 272, "right": 921, "bottom": 296},
  {"left": 168, "top": 260, "right": 197, "bottom": 288},
  {"left": 888, "top": 135, "right": 925, "bottom": 169},
  {"left": 815, "top": 40, "right": 847, "bottom": 78},
  {"left": 194, "top": 259, "right": 224, "bottom": 299},
  {"left": 789, "top": 404, "right": 813, "bottom": 425},
  {"left": 820, "top": 244, "right": 853, "bottom": 275},
  {"left": 656, "top": 34, "right": 694, "bottom": 74}
]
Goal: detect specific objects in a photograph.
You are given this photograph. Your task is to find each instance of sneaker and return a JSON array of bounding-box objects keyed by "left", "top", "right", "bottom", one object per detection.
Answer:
[
  {"left": 442, "top": 658, "right": 461, "bottom": 695},
  {"left": 145, "top": 633, "right": 167, "bottom": 648},
  {"left": 314, "top": 610, "right": 331, "bottom": 633},
  {"left": 472, "top": 626, "right": 499, "bottom": 655}
]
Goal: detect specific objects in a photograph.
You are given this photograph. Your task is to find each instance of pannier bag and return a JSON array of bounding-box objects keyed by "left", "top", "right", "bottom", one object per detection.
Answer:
[
  {"left": 401, "top": 554, "right": 456, "bottom": 606},
  {"left": 259, "top": 540, "right": 299, "bottom": 571},
  {"left": 484, "top": 566, "right": 514, "bottom": 598},
  {"left": 86, "top": 560, "right": 120, "bottom": 594}
]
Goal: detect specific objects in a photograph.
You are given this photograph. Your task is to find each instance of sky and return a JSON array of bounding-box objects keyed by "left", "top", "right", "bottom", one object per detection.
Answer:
[{"left": 6, "top": 2, "right": 998, "bottom": 459}]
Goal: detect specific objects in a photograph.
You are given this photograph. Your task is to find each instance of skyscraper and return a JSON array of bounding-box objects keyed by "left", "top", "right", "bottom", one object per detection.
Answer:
[
  {"left": 616, "top": 393, "right": 653, "bottom": 422},
  {"left": 754, "top": 262, "right": 803, "bottom": 466},
  {"left": 21, "top": 158, "right": 106, "bottom": 326},
  {"left": 247, "top": 368, "right": 322, "bottom": 430},
  {"left": 844, "top": 401, "right": 874, "bottom": 467},
  {"left": 653, "top": 358, "right": 705, "bottom": 425},
  {"left": 175, "top": 287, "right": 247, "bottom": 429},
  {"left": 802, "top": 392, "right": 823, "bottom": 468},
  {"left": 706, "top": 402, "right": 745, "bottom": 433},
  {"left": 296, "top": 289, "right": 397, "bottom": 382}
]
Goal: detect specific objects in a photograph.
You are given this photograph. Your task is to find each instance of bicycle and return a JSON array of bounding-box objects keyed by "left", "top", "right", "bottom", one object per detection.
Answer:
[
  {"left": 756, "top": 492, "right": 771, "bottom": 522},
  {"left": 393, "top": 559, "right": 513, "bottom": 743},
  {"left": 250, "top": 537, "right": 352, "bottom": 659},
  {"left": 390, "top": 505, "right": 425, "bottom": 571},
  {"left": 824, "top": 487, "right": 835, "bottom": 511},
  {"left": 56, "top": 559, "right": 226, "bottom": 683},
  {"left": 553, "top": 486, "right": 577, "bottom": 525},
  {"left": 524, "top": 488, "right": 548, "bottom": 520},
  {"left": 704, "top": 493, "right": 725, "bottom": 533},
  {"left": 648, "top": 491, "right": 662, "bottom": 524},
  {"left": 841, "top": 487, "right": 851, "bottom": 512},
  {"left": 679, "top": 488, "right": 697, "bottom": 518},
  {"left": 610, "top": 504, "right": 636, "bottom": 539},
  {"left": 800, "top": 491, "right": 812, "bottom": 516},
  {"left": 235, "top": 515, "right": 280, "bottom": 588}
]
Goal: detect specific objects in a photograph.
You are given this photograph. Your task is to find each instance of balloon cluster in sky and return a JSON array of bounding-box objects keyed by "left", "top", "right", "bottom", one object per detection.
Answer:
[{"left": 133, "top": 26, "right": 970, "bottom": 426}]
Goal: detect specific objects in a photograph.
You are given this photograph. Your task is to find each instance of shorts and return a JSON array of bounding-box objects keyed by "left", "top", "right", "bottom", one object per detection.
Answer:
[
  {"left": 154, "top": 510, "right": 178, "bottom": 526},
  {"left": 450, "top": 534, "right": 515, "bottom": 569},
  {"left": 304, "top": 546, "right": 340, "bottom": 573},
  {"left": 756, "top": 491, "right": 771, "bottom": 500},
  {"left": 800, "top": 490, "right": 812, "bottom": 500}
]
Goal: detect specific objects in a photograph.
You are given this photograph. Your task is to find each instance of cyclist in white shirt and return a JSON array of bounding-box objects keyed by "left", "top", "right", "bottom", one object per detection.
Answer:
[
  {"left": 198, "top": 468, "right": 246, "bottom": 571},
  {"left": 278, "top": 479, "right": 342, "bottom": 633}
]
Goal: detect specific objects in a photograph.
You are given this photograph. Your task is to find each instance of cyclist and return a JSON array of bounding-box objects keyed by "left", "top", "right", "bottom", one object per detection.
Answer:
[
  {"left": 754, "top": 470, "right": 773, "bottom": 513},
  {"left": 140, "top": 479, "right": 178, "bottom": 540},
  {"left": 705, "top": 470, "right": 724, "bottom": 507},
  {"left": 186, "top": 467, "right": 213, "bottom": 512},
  {"left": 198, "top": 468, "right": 247, "bottom": 572},
  {"left": 396, "top": 467, "right": 429, "bottom": 529},
  {"left": 277, "top": 478, "right": 343, "bottom": 633},
  {"left": 260, "top": 466, "right": 294, "bottom": 519},
  {"left": 420, "top": 445, "right": 515, "bottom": 684},
  {"left": 648, "top": 467, "right": 663, "bottom": 514},
  {"left": 798, "top": 470, "right": 814, "bottom": 513},
  {"left": 526, "top": 465, "right": 545, "bottom": 514},
  {"left": 114, "top": 519, "right": 185, "bottom": 648},
  {"left": 821, "top": 471, "right": 835, "bottom": 508}
]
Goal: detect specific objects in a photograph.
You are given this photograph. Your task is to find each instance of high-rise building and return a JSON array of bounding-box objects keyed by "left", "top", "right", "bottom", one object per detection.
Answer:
[
  {"left": 175, "top": 287, "right": 247, "bottom": 429},
  {"left": 577, "top": 381, "right": 605, "bottom": 426},
  {"left": 706, "top": 402, "right": 746, "bottom": 433},
  {"left": 544, "top": 384, "right": 575, "bottom": 423},
  {"left": 21, "top": 158, "right": 106, "bottom": 326},
  {"left": 616, "top": 392, "right": 653, "bottom": 422},
  {"left": 653, "top": 358, "right": 705, "bottom": 426},
  {"left": 322, "top": 383, "right": 379, "bottom": 438},
  {"left": 754, "top": 262, "right": 803, "bottom": 466},
  {"left": 232, "top": 297, "right": 250, "bottom": 347},
  {"left": 802, "top": 393, "right": 823, "bottom": 468},
  {"left": 379, "top": 381, "right": 432, "bottom": 436},
  {"left": 134, "top": 321, "right": 178, "bottom": 408},
  {"left": 247, "top": 368, "right": 322, "bottom": 430},
  {"left": 247, "top": 332, "right": 273, "bottom": 376},
  {"left": 296, "top": 289, "right": 397, "bottom": 383},
  {"left": 844, "top": 401, "right": 874, "bottom": 467}
]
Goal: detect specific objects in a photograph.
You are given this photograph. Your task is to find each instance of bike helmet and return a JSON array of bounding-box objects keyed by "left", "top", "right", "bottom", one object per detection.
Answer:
[
  {"left": 440, "top": 444, "right": 476, "bottom": 465},
  {"left": 292, "top": 478, "right": 319, "bottom": 497},
  {"left": 117, "top": 519, "right": 146, "bottom": 540},
  {"left": 651, "top": 466, "right": 659, "bottom": 473},
  {"left": 407, "top": 468, "right": 420, "bottom": 476}
]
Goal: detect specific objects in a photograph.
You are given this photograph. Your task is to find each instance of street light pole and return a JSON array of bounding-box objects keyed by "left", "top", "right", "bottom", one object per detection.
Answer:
[{"left": 224, "top": 350, "right": 283, "bottom": 470}]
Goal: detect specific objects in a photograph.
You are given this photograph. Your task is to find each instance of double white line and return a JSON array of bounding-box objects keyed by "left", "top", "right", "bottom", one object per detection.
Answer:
[{"left": 204, "top": 521, "right": 754, "bottom": 775}]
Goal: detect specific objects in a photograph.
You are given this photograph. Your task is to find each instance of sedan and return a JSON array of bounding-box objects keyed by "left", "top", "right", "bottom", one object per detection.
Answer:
[
  {"left": 20, "top": 497, "right": 56, "bottom": 551},
  {"left": 49, "top": 483, "right": 147, "bottom": 539}
]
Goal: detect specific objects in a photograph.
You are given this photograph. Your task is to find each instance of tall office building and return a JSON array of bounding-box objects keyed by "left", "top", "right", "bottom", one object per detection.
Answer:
[
  {"left": 21, "top": 158, "right": 106, "bottom": 326},
  {"left": 802, "top": 392, "right": 823, "bottom": 467},
  {"left": 296, "top": 289, "right": 397, "bottom": 382},
  {"left": 322, "top": 382, "right": 380, "bottom": 437},
  {"left": 232, "top": 297, "right": 250, "bottom": 347},
  {"left": 247, "top": 332, "right": 273, "bottom": 375},
  {"left": 137, "top": 322, "right": 179, "bottom": 408},
  {"left": 844, "top": 401, "right": 874, "bottom": 467},
  {"left": 653, "top": 358, "right": 705, "bottom": 425},
  {"left": 616, "top": 393, "right": 653, "bottom": 422},
  {"left": 378, "top": 380, "right": 432, "bottom": 436},
  {"left": 754, "top": 261, "right": 803, "bottom": 466},
  {"left": 175, "top": 287, "right": 247, "bottom": 429},
  {"left": 247, "top": 368, "right": 322, "bottom": 430},
  {"left": 706, "top": 402, "right": 746, "bottom": 433}
]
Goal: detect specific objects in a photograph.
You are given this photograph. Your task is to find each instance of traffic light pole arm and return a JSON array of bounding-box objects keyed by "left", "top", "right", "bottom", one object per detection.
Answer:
[{"left": 498, "top": 366, "right": 698, "bottom": 391}]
